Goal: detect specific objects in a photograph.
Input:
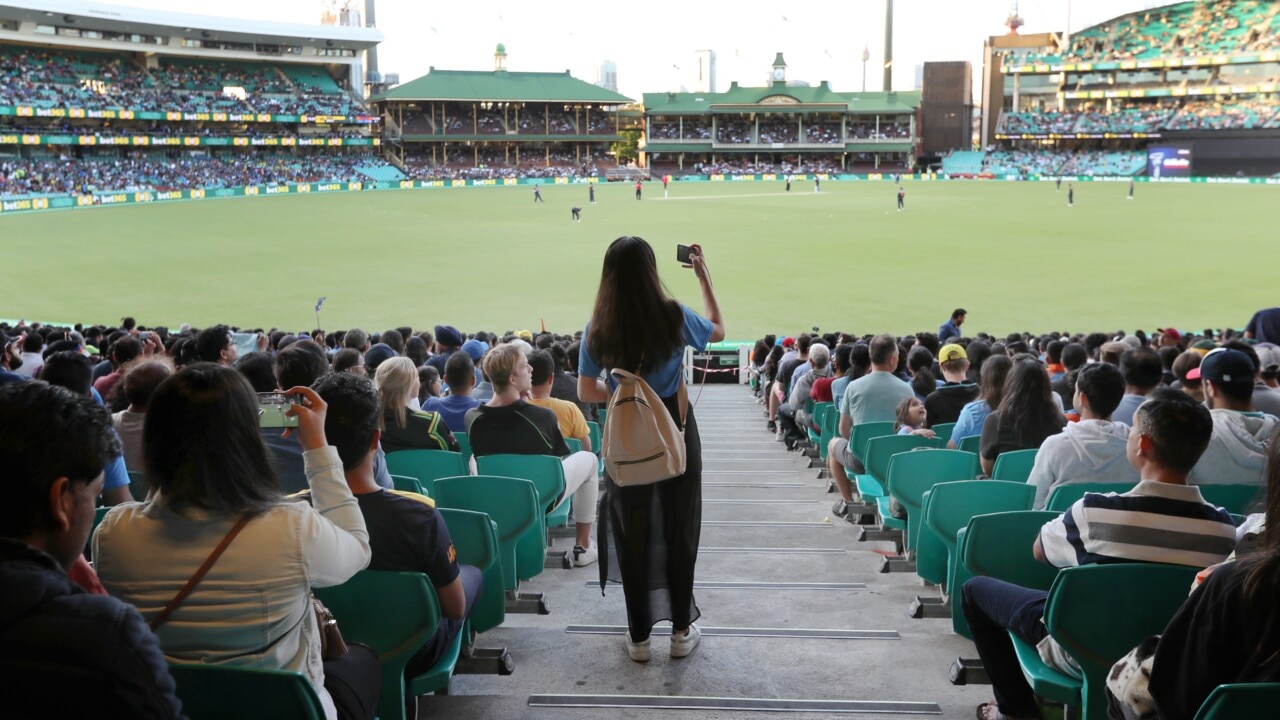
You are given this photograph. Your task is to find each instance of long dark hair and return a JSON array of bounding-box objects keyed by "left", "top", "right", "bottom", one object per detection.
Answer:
[
  {"left": 1241, "top": 424, "right": 1280, "bottom": 611},
  {"left": 978, "top": 354, "right": 1013, "bottom": 409},
  {"left": 763, "top": 345, "right": 784, "bottom": 382},
  {"left": 994, "top": 357, "right": 1063, "bottom": 442},
  {"left": 144, "top": 362, "right": 281, "bottom": 517},
  {"left": 586, "top": 236, "right": 683, "bottom": 374}
]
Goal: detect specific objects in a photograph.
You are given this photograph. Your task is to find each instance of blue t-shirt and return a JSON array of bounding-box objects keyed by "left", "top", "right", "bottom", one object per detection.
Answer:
[
  {"left": 422, "top": 394, "right": 480, "bottom": 434},
  {"left": 950, "top": 399, "right": 991, "bottom": 446},
  {"left": 579, "top": 304, "right": 714, "bottom": 398}
]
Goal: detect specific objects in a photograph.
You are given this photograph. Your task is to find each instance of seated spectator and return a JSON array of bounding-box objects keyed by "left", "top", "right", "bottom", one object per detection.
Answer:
[
  {"left": 16, "top": 331, "right": 44, "bottom": 379},
  {"left": 426, "top": 325, "right": 464, "bottom": 375},
  {"left": 375, "top": 357, "right": 458, "bottom": 454},
  {"left": 112, "top": 359, "right": 173, "bottom": 475},
  {"left": 465, "top": 344, "right": 599, "bottom": 567},
  {"left": 964, "top": 390, "right": 1238, "bottom": 720},
  {"left": 94, "top": 364, "right": 379, "bottom": 720},
  {"left": 1223, "top": 340, "right": 1280, "bottom": 418},
  {"left": 1028, "top": 362, "right": 1139, "bottom": 508},
  {"left": 949, "top": 355, "right": 1012, "bottom": 448},
  {"left": 235, "top": 351, "right": 278, "bottom": 393},
  {"left": 92, "top": 335, "right": 142, "bottom": 403},
  {"left": 0, "top": 381, "right": 183, "bottom": 719},
  {"left": 811, "top": 343, "right": 852, "bottom": 404},
  {"left": 417, "top": 365, "right": 442, "bottom": 408},
  {"left": 1119, "top": 424, "right": 1280, "bottom": 719},
  {"left": 893, "top": 397, "right": 935, "bottom": 438},
  {"left": 0, "top": 331, "right": 24, "bottom": 384},
  {"left": 422, "top": 351, "right": 479, "bottom": 434},
  {"left": 980, "top": 357, "right": 1066, "bottom": 475},
  {"left": 194, "top": 324, "right": 238, "bottom": 366},
  {"left": 925, "top": 343, "right": 979, "bottom": 427},
  {"left": 312, "top": 373, "right": 482, "bottom": 675},
  {"left": 781, "top": 343, "right": 831, "bottom": 449},
  {"left": 1112, "top": 347, "right": 1163, "bottom": 426},
  {"left": 332, "top": 347, "right": 367, "bottom": 376},
  {"left": 1052, "top": 342, "right": 1089, "bottom": 411},
  {"left": 1171, "top": 349, "right": 1204, "bottom": 403},
  {"left": 1188, "top": 348, "right": 1278, "bottom": 488},
  {"left": 41, "top": 351, "right": 133, "bottom": 506}
]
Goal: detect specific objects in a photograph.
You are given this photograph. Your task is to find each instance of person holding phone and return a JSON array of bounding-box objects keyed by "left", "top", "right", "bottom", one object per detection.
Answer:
[
  {"left": 577, "top": 237, "right": 724, "bottom": 662},
  {"left": 94, "top": 364, "right": 379, "bottom": 720}
]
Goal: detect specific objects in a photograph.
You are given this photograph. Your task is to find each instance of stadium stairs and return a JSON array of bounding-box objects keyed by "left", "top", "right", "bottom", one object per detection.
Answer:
[{"left": 418, "top": 383, "right": 989, "bottom": 718}]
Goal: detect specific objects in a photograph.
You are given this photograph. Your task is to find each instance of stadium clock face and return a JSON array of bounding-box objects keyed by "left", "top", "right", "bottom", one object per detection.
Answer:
[{"left": 773, "top": 68, "right": 785, "bottom": 81}]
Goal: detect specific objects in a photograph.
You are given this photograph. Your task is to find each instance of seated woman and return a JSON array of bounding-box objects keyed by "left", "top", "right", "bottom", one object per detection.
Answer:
[
  {"left": 93, "top": 363, "right": 377, "bottom": 720},
  {"left": 979, "top": 357, "right": 1066, "bottom": 475},
  {"left": 374, "top": 356, "right": 458, "bottom": 454},
  {"left": 1108, "top": 425, "right": 1280, "bottom": 720}
]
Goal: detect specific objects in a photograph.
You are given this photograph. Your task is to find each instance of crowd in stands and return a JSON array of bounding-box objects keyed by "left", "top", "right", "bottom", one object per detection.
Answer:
[
  {"left": 1003, "top": 0, "right": 1280, "bottom": 65},
  {"left": 398, "top": 106, "right": 616, "bottom": 136},
  {"left": 0, "top": 152, "right": 393, "bottom": 197},
  {"left": 714, "top": 119, "right": 751, "bottom": 143},
  {"left": 1001, "top": 98, "right": 1280, "bottom": 135},
  {"left": 801, "top": 119, "right": 842, "bottom": 144},
  {"left": 0, "top": 44, "right": 360, "bottom": 117},
  {"left": 0, "top": 118, "right": 371, "bottom": 139},
  {"left": 751, "top": 309, "right": 1280, "bottom": 719},
  {"left": 695, "top": 156, "right": 843, "bottom": 175},
  {"left": 651, "top": 117, "right": 895, "bottom": 144},
  {"left": 756, "top": 117, "right": 799, "bottom": 144}
]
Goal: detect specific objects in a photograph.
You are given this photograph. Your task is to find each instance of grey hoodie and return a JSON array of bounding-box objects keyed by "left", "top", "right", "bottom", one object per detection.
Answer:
[
  {"left": 1028, "top": 419, "right": 1139, "bottom": 509},
  {"left": 1189, "top": 409, "right": 1278, "bottom": 487}
]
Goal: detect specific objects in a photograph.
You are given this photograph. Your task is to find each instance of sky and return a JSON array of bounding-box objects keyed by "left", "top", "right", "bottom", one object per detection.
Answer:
[{"left": 111, "top": 0, "right": 1170, "bottom": 101}]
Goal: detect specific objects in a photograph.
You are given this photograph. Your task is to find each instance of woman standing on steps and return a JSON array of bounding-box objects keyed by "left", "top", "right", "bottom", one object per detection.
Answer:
[{"left": 577, "top": 236, "right": 725, "bottom": 663}]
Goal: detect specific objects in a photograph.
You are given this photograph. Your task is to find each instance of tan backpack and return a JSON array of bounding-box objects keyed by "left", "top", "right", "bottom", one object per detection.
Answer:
[{"left": 602, "top": 369, "right": 688, "bottom": 486}]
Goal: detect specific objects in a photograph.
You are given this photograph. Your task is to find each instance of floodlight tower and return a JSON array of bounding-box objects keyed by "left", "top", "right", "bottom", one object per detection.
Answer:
[
  {"left": 861, "top": 45, "right": 870, "bottom": 92},
  {"left": 1006, "top": 1, "right": 1025, "bottom": 35},
  {"left": 882, "top": 0, "right": 893, "bottom": 91}
]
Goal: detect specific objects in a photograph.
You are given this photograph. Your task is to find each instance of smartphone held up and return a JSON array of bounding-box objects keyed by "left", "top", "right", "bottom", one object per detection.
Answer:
[{"left": 258, "top": 392, "right": 301, "bottom": 428}]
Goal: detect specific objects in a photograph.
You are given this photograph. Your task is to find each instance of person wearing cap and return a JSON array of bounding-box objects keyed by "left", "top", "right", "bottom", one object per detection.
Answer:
[
  {"left": 1027, "top": 363, "right": 1139, "bottom": 509},
  {"left": 1112, "top": 347, "right": 1164, "bottom": 426},
  {"left": 938, "top": 309, "right": 966, "bottom": 344},
  {"left": 1157, "top": 328, "right": 1182, "bottom": 350},
  {"left": 1258, "top": 345, "right": 1280, "bottom": 391},
  {"left": 363, "top": 342, "right": 397, "bottom": 375},
  {"left": 1187, "top": 348, "right": 1279, "bottom": 488},
  {"left": 0, "top": 331, "right": 26, "bottom": 385},
  {"left": 1222, "top": 341, "right": 1280, "bottom": 419},
  {"left": 426, "top": 325, "right": 464, "bottom": 375},
  {"left": 924, "top": 343, "right": 978, "bottom": 427}
]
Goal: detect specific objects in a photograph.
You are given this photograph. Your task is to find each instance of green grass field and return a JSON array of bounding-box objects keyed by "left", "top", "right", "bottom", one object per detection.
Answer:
[{"left": 5, "top": 179, "right": 1276, "bottom": 339}]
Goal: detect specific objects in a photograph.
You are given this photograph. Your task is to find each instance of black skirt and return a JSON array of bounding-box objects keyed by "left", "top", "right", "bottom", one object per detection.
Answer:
[{"left": 597, "top": 393, "right": 702, "bottom": 641}]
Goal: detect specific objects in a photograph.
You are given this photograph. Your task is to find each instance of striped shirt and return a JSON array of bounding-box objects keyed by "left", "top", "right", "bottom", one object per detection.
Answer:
[{"left": 1039, "top": 480, "right": 1238, "bottom": 570}]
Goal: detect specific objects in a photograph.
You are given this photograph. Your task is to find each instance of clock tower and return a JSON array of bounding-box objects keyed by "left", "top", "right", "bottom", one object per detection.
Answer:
[{"left": 771, "top": 52, "right": 786, "bottom": 84}]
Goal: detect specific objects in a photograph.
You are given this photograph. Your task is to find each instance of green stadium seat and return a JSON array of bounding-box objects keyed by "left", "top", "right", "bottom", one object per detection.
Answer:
[
  {"left": 929, "top": 422, "right": 957, "bottom": 441},
  {"left": 1045, "top": 482, "right": 1137, "bottom": 512},
  {"left": 314, "top": 570, "right": 457, "bottom": 720},
  {"left": 391, "top": 473, "right": 428, "bottom": 497},
  {"left": 885, "top": 449, "right": 979, "bottom": 553},
  {"left": 1193, "top": 683, "right": 1280, "bottom": 720},
  {"left": 385, "top": 450, "right": 469, "bottom": 497},
  {"left": 991, "top": 448, "right": 1038, "bottom": 483},
  {"left": 954, "top": 510, "right": 1060, "bottom": 638},
  {"left": 453, "top": 432, "right": 473, "bottom": 466},
  {"left": 921, "top": 480, "right": 1035, "bottom": 591},
  {"left": 436, "top": 508, "right": 505, "bottom": 636},
  {"left": 854, "top": 434, "right": 944, "bottom": 500},
  {"left": 849, "top": 421, "right": 896, "bottom": 465},
  {"left": 1015, "top": 563, "right": 1200, "bottom": 720},
  {"left": 1197, "top": 483, "right": 1263, "bottom": 515},
  {"left": 167, "top": 664, "right": 324, "bottom": 720},
  {"left": 433, "top": 476, "right": 539, "bottom": 590},
  {"left": 476, "top": 454, "right": 571, "bottom": 531},
  {"left": 957, "top": 435, "right": 981, "bottom": 454}
]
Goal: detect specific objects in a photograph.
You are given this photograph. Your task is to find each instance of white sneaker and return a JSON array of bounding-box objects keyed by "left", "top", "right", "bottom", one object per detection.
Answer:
[
  {"left": 670, "top": 623, "right": 702, "bottom": 658},
  {"left": 626, "top": 633, "right": 650, "bottom": 662},
  {"left": 573, "top": 542, "right": 599, "bottom": 567}
]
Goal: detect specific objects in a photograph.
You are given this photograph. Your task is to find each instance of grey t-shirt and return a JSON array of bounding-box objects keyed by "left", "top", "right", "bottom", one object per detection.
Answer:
[{"left": 842, "top": 371, "right": 914, "bottom": 426}]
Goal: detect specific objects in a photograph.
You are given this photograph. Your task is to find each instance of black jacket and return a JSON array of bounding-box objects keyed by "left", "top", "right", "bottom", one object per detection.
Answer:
[{"left": 0, "top": 538, "right": 185, "bottom": 719}]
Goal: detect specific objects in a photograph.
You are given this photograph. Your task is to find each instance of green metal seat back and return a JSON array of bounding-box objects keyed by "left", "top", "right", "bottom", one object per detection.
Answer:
[
  {"left": 1198, "top": 483, "right": 1263, "bottom": 515},
  {"left": 167, "top": 664, "right": 325, "bottom": 720},
  {"left": 864, "top": 434, "right": 942, "bottom": 484},
  {"left": 991, "top": 448, "right": 1039, "bottom": 483},
  {"left": 849, "top": 421, "right": 896, "bottom": 463},
  {"left": 1193, "top": 683, "right": 1280, "bottom": 720},
  {"left": 385, "top": 450, "right": 468, "bottom": 497},
  {"left": 436, "top": 508, "right": 505, "bottom": 635},
  {"left": 453, "top": 432, "right": 473, "bottom": 465},
  {"left": 885, "top": 449, "right": 980, "bottom": 551},
  {"left": 566, "top": 438, "right": 583, "bottom": 454},
  {"left": 930, "top": 422, "right": 957, "bottom": 441},
  {"left": 1046, "top": 564, "right": 1200, "bottom": 720},
  {"left": 961, "top": 510, "right": 1061, "bottom": 591},
  {"left": 587, "top": 421, "right": 602, "bottom": 456},
  {"left": 957, "top": 434, "right": 982, "bottom": 454},
  {"left": 313, "top": 570, "right": 439, "bottom": 720},
  {"left": 433, "top": 475, "right": 539, "bottom": 590},
  {"left": 925, "top": 480, "right": 1036, "bottom": 593},
  {"left": 475, "top": 454, "right": 567, "bottom": 516},
  {"left": 1045, "top": 483, "right": 1137, "bottom": 512},
  {"left": 390, "top": 473, "right": 427, "bottom": 496},
  {"left": 819, "top": 403, "right": 839, "bottom": 460}
]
